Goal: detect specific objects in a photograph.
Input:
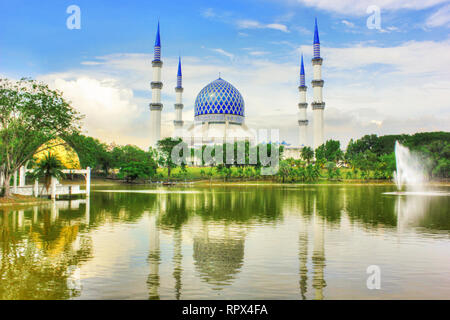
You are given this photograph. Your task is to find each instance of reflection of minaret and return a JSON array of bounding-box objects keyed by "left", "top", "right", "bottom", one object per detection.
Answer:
[
  {"left": 172, "top": 229, "right": 182, "bottom": 300},
  {"left": 150, "top": 21, "right": 163, "bottom": 148},
  {"left": 148, "top": 213, "right": 161, "bottom": 300},
  {"left": 312, "top": 198, "right": 326, "bottom": 300},
  {"left": 298, "top": 215, "right": 309, "bottom": 300}
]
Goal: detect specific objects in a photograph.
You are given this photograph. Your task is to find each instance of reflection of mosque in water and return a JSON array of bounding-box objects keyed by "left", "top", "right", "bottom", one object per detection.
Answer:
[
  {"left": 146, "top": 187, "right": 332, "bottom": 300},
  {"left": 2, "top": 185, "right": 446, "bottom": 299}
]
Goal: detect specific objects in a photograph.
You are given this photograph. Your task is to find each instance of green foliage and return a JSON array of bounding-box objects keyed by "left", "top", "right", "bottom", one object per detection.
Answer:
[
  {"left": 31, "top": 152, "right": 66, "bottom": 191},
  {"left": 346, "top": 132, "right": 450, "bottom": 178},
  {"left": 113, "top": 145, "right": 157, "bottom": 182},
  {"left": 301, "top": 146, "right": 314, "bottom": 164},
  {"left": 315, "top": 139, "right": 343, "bottom": 163},
  {"left": 0, "top": 78, "right": 82, "bottom": 197},
  {"left": 64, "top": 133, "right": 111, "bottom": 173},
  {"left": 277, "top": 160, "right": 292, "bottom": 183},
  {"left": 157, "top": 137, "right": 185, "bottom": 178}
]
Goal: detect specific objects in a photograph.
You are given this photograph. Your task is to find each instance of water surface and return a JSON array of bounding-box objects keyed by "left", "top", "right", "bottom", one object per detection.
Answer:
[{"left": 0, "top": 184, "right": 449, "bottom": 299}]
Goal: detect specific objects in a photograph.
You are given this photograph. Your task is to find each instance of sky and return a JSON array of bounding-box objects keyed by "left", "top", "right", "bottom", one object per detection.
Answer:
[{"left": 1, "top": 0, "right": 449, "bottom": 149}]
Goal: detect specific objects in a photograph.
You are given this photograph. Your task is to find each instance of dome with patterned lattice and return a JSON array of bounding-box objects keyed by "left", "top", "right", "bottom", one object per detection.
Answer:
[{"left": 194, "top": 78, "right": 245, "bottom": 124}]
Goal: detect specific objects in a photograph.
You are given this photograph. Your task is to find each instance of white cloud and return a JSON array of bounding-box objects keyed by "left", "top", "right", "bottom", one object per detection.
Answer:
[
  {"left": 211, "top": 48, "right": 234, "bottom": 60},
  {"left": 266, "top": 23, "right": 289, "bottom": 32},
  {"left": 295, "top": 0, "right": 449, "bottom": 16},
  {"left": 426, "top": 4, "right": 450, "bottom": 27},
  {"left": 249, "top": 51, "right": 269, "bottom": 56},
  {"left": 38, "top": 75, "right": 146, "bottom": 146},
  {"left": 341, "top": 20, "right": 355, "bottom": 28},
  {"left": 237, "top": 19, "right": 289, "bottom": 32}
]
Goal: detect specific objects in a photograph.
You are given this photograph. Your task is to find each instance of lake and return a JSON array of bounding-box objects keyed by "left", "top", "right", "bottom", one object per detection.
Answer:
[{"left": 0, "top": 184, "right": 449, "bottom": 300}]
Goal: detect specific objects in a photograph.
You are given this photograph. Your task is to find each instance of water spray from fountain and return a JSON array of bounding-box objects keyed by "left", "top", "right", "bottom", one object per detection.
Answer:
[
  {"left": 393, "top": 141, "right": 426, "bottom": 191},
  {"left": 385, "top": 141, "right": 448, "bottom": 197}
]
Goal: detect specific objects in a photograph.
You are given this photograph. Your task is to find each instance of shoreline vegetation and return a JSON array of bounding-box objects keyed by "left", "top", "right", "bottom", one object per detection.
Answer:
[
  {"left": 62, "top": 132, "right": 448, "bottom": 186},
  {"left": 86, "top": 177, "right": 450, "bottom": 187},
  {"left": 0, "top": 194, "right": 51, "bottom": 207}
]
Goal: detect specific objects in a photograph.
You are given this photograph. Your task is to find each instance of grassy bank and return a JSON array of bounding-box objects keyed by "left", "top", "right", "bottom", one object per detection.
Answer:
[{"left": 0, "top": 194, "right": 51, "bottom": 207}]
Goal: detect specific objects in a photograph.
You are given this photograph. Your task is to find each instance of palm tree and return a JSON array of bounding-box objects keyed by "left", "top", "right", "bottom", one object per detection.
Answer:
[
  {"left": 301, "top": 147, "right": 314, "bottom": 164},
  {"left": 278, "top": 161, "right": 291, "bottom": 183},
  {"left": 31, "top": 152, "right": 65, "bottom": 192}
]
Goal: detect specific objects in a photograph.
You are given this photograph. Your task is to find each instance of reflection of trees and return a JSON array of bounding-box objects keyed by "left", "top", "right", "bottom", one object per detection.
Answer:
[
  {"left": 88, "top": 191, "right": 158, "bottom": 227},
  {"left": 314, "top": 186, "right": 344, "bottom": 223},
  {"left": 0, "top": 207, "right": 93, "bottom": 300},
  {"left": 159, "top": 186, "right": 283, "bottom": 228},
  {"left": 344, "top": 186, "right": 397, "bottom": 227}
]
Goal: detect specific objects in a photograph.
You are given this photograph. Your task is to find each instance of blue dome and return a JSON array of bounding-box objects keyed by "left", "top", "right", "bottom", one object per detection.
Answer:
[{"left": 194, "top": 78, "right": 245, "bottom": 121}]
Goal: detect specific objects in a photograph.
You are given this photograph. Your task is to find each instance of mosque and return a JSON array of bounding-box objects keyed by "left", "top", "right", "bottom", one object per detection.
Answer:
[{"left": 149, "top": 19, "right": 326, "bottom": 156}]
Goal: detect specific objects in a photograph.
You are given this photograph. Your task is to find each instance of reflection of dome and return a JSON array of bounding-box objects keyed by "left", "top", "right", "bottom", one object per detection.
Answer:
[
  {"left": 193, "top": 237, "right": 244, "bottom": 286},
  {"left": 194, "top": 78, "right": 245, "bottom": 124}
]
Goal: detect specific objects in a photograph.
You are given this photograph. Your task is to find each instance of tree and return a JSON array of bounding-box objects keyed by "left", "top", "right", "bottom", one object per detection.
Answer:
[
  {"left": 206, "top": 168, "right": 214, "bottom": 184},
  {"left": 316, "top": 140, "right": 343, "bottom": 163},
  {"left": 325, "top": 161, "right": 336, "bottom": 180},
  {"left": 157, "top": 137, "right": 184, "bottom": 179},
  {"left": 112, "top": 145, "right": 157, "bottom": 182},
  {"left": 305, "top": 164, "right": 320, "bottom": 182},
  {"left": 118, "top": 161, "right": 156, "bottom": 182},
  {"left": 0, "top": 78, "right": 82, "bottom": 197},
  {"left": 31, "top": 152, "right": 65, "bottom": 192},
  {"left": 64, "top": 133, "right": 112, "bottom": 174},
  {"left": 301, "top": 146, "right": 314, "bottom": 164},
  {"left": 277, "top": 160, "right": 292, "bottom": 183}
]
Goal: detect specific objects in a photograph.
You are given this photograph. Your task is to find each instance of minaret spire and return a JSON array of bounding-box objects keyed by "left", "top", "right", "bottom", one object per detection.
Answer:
[
  {"left": 298, "top": 53, "right": 308, "bottom": 147},
  {"left": 300, "top": 53, "right": 306, "bottom": 87},
  {"left": 150, "top": 21, "right": 164, "bottom": 148},
  {"left": 174, "top": 56, "right": 184, "bottom": 138},
  {"left": 176, "top": 56, "right": 182, "bottom": 88},
  {"left": 154, "top": 21, "right": 161, "bottom": 61},
  {"left": 313, "top": 18, "right": 320, "bottom": 59}
]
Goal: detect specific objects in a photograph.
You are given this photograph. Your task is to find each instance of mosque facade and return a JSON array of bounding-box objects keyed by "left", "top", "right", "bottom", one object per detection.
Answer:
[{"left": 148, "top": 19, "right": 326, "bottom": 156}]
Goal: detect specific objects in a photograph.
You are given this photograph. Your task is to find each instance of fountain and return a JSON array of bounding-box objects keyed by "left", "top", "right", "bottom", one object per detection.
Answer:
[
  {"left": 393, "top": 141, "right": 426, "bottom": 191},
  {"left": 385, "top": 141, "right": 449, "bottom": 196}
]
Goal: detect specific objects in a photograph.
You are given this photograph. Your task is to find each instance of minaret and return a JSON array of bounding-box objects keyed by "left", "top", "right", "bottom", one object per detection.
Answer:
[
  {"left": 311, "top": 18, "right": 325, "bottom": 150},
  {"left": 150, "top": 21, "right": 163, "bottom": 148},
  {"left": 173, "top": 56, "right": 184, "bottom": 138},
  {"left": 298, "top": 54, "right": 309, "bottom": 147}
]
